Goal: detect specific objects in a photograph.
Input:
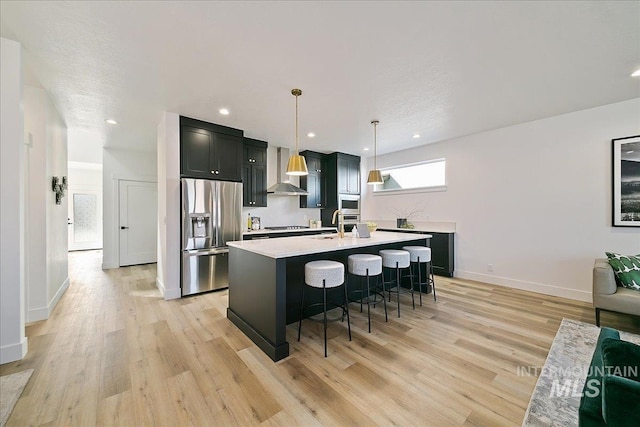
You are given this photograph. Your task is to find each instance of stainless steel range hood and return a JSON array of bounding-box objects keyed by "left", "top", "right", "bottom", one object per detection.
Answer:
[{"left": 267, "top": 147, "right": 308, "bottom": 196}]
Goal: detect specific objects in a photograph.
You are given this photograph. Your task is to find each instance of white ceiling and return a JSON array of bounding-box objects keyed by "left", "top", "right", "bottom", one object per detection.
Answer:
[{"left": 2, "top": 1, "right": 639, "bottom": 157}]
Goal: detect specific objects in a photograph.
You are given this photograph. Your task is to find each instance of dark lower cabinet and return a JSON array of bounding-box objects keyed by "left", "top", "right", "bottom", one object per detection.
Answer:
[
  {"left": 379, "top": 229, "right": 455, "bottom": 277},
  {"left": 242, "top": 138, "right": 268, "bottom": 207},
  {"left": 243, "top": 229, "right": 335, "bottom": 240},
  {"left": 180, "top": 116, "right": 243, "bottom": 181}
]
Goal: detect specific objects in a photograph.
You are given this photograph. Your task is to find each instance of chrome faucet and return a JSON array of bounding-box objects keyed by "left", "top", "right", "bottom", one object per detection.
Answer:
[{"left": 332, "top": 209, "right": 345, "bottom": 238}]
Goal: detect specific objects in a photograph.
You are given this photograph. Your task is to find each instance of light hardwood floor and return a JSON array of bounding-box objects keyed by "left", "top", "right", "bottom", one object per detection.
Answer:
[{"left": 2, "top": 250, "right": 639, "bottom": 426}]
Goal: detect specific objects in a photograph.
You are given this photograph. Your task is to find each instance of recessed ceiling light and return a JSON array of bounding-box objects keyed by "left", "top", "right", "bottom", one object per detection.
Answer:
[
  {"left": 413, "top": 134, "right": 420, "bottom": 139},
  {"left": 307, "top": 132, "right": 315, "bottom": 138},
  {"left": 219, "top": 108, "right": 230, "bottom": 115},
  {"left": 105, "top": 119, "right": 118, "bottom": 125},
  {"left": 632, "top": 69, "right": 640, "bottom": 77},
  {"left": 363, "top": 148, "right": 370, "bottom": 151}
]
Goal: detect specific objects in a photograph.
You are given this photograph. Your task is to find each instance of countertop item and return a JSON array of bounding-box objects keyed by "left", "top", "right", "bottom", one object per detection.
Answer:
[
  {"left": 242, "top": 227, "right": 336, "bottom": 236},
  {"left": 229, "top": 230, "right": 432, "bottom": 259}
]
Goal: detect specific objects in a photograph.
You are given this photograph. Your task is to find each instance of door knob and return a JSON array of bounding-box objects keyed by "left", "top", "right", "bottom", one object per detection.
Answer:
[{"left": 121, "top": 226, "right": 129, "bottom": 230}]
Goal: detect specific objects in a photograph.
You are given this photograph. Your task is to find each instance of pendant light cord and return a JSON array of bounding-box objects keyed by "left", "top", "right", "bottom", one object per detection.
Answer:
[
  {"left": 372, "top": 120, "right": 379, "bottom": 170},
  {"left": 295, "top": 93, "right": 299, "bottom": 155}
]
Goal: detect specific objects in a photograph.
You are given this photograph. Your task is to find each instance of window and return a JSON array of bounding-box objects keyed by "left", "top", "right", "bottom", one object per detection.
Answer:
[{"left": 373, "top": 159, "right": 446, "bottom": 193}]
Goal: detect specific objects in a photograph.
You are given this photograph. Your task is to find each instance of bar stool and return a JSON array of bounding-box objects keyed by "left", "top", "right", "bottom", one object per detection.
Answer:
[
  {"left": 347, "top": 254, "right": 387, "bottom": 333},
  {"left": 402, "top": 246, "right": 437, "bottom": 305},
  {"left": 298, "top": 260, "right": 351, "bottom": 357},
  {"left": 379, "top": 249, "right": 413, "bottom": 317}
]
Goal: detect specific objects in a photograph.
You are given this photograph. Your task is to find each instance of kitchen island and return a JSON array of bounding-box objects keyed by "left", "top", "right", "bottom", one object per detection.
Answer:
[{"left": 227, "top": 231, "right": 432, "bottom": 361}]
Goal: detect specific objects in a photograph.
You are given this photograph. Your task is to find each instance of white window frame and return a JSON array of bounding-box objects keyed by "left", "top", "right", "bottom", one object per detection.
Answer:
[{"left": 372, "top": 158, "right": 447, "bottom": 195}]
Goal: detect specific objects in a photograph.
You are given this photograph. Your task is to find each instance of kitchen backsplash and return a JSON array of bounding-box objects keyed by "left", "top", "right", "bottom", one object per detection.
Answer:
[{"left": 242, "top": 196, "right": 321, "bottom": 228}]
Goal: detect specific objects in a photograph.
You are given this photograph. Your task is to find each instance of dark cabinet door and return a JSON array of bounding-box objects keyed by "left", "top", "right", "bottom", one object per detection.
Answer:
[
  {"left": 245, "top": 146, "right": 266, "bottom": 165},
  {"left": 181, "top": 127, "right": 215, "bottom": 179},
  {"left": 242, "top": 139, "right": 268, "bottom": 207},
  {"left": 337, "top": 157, "right": 349, "bottom": 193},
  {"left": 253, "top": 164, "right": 267, "bottom": 207},
  {"left": 180, "top": 117, "right": 243, "bottom": 180},
  {"left": 214, "top": 133, "right": 243, "bottom": 181},
  {"left": 336, "top": 157, "right": 360, "bottom": 194},
  {"left": 307, "top": 156, "right": 322, "bottom": 174},
  {"left": 241, "top": 163, "right": 251, "bottom": 206},
  {"left": 299, "top": 151, "right": 324, "bottom": 208},
  {"left": 306, "top": 172, "right": 323, "bottom": 208},
  {"left": 347, "top": 158, "right": 360, "bottom": 194}
]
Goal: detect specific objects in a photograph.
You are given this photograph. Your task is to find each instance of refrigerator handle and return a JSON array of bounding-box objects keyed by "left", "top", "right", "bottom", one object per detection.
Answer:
[{"left": 214, "top": 180, "right": 221, "bottom": 248}]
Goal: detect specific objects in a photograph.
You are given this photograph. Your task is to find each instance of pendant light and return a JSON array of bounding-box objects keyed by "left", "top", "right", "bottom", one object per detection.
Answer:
[
  {"left": 285, "top": 89, "right": 309, "bottom": 176},
  {"left": 367, "top": 120, "right": 383, "bottom": 184}
]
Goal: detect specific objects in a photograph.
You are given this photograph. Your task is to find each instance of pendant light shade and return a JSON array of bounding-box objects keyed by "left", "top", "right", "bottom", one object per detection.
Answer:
[
  {"left": 286, "top": 154, "right": 308, "bottom": 176},
  {"left": 285, "top": 89, "right": 309, "bottom": 176},
  {"left": 367, "top": 120, "right": 384, "bottom": 185},
  {"left": 367, "top": 169, "right": 383, "bottom": 184}
]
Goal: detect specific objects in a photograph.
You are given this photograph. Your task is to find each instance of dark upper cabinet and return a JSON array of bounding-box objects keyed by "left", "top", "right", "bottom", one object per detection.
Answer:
[
  {"left": 180, "top": 116, "right": 243, "bottom": 181},
  {"left": 242, "top": 138, "right": 268, "bottom": 207},
  {"left": 325, "top": 152, "right": 361, "bottom": 202},
  {"left": 299, "top": 150, "right": 325, "bottom": 208},
  {"left": 337, "top": 155, "right": 360, "bottom": 194}
]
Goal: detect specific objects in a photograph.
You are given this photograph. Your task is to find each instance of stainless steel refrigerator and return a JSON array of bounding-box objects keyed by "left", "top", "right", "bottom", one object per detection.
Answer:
[{"left": 181, "top": 178, "right": 243, "bottom": 296}]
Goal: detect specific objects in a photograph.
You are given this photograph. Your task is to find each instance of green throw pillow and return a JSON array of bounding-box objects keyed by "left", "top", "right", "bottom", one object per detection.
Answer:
[{"left": 605, "top": 252, "right": 640, "bottom": 291}]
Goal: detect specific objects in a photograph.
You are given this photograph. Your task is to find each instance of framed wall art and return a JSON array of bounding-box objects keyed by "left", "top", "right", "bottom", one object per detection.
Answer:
[{"left": 612, "top": 135, "right": 640, "bottom": 227}]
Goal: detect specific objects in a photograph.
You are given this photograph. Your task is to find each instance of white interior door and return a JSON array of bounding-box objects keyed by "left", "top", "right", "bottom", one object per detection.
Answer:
[
  {"left": 119, "top": 180, "right": 157, "bottom": 266},
  {"left": 68, "top": 188, "right": 103, "bottom": 251}
]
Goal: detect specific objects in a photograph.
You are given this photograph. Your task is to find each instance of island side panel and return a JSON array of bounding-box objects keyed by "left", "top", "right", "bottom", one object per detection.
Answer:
[{"left": 227, "top": 247, "right": 289, "bottom": 361}]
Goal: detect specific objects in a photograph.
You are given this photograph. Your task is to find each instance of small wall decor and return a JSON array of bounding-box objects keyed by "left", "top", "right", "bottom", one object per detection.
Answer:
[
  {"left": 52, "top": 175, "right": 68, "bottom": 205},
  {"left": 612, "top": 135, "right": 640, "bottom": 227}
]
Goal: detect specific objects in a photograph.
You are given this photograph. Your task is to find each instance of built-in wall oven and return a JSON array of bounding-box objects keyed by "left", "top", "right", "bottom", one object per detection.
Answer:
[
  {"left": 338, "top": 194, "right": 360, "bottom": 231},
  {"left": 338, "top": 194, "right": 360, "bottom": 215}
]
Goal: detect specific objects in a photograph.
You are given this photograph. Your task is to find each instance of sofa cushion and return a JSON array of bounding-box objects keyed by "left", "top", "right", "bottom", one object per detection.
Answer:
[
  {"left": 600, "top": 338, "right": 640, "bottom": 426},
  {"left": 593, "top": 287, "right": 640, "bottom": 316},
  {"left": 579, "top": 328, "right": 621, "bottom": 427},
  {"left": 605, "top": 252, "right": 640, "bottom": 291}
]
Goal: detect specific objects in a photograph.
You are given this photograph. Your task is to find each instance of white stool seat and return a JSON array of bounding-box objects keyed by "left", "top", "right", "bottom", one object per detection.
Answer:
[
  {"left": 379, "top": 249, "right": 410, "bottom": 269},
  {"left": 305, "top": 260, "right": 344, "bottom": 288},
  {"left": 348, "top": 254, "right": 383, "bottom": 276},
  {"left": 402, "top": 246, "right": 432, "bottom": 263}
]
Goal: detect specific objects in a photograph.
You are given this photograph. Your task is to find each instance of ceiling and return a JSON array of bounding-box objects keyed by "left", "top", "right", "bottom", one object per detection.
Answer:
[{"left": 1, "top": 1, "right": 639, "bottom": 157}]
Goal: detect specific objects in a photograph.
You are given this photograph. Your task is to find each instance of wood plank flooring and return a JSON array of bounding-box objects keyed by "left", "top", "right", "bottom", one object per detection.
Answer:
[{"left": 2, "top": 250, "right": 639, "bottom": 426}]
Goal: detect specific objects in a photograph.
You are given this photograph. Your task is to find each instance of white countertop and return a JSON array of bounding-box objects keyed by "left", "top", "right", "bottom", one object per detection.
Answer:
[
  {"left": 228, "top": 230, "right": 432, "bottom": 259},
  {"left": 242, "top": 227, "right": 336, "bottom": 236},
  {"left": 366, "top": 220, "right": 456, "bottom": 233}
]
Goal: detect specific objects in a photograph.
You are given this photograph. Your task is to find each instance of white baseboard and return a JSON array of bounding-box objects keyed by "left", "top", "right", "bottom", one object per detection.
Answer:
[
  {"left": 156, "top": 277, "right": 165, "bottom": 297},
  {"left": 157, "top": 277, "right": 181, "bottom": 300},
  {"left": 27, "top": 277, "right": 70, "bottom": 322},
  {"left": 0, "top": 337, "right": 28, "bottom": 364},
  {"left": 455, "top": 270, "right": 592, "bottom": 303},
  {"left": 164, "top": 287, "right": 182, "bottom": 300},
  {"left": 48, "top": 277, "right": 69, "bottom": 315},
  {"left": 27, "top": 306, "right": 48, "bottom": 323}
]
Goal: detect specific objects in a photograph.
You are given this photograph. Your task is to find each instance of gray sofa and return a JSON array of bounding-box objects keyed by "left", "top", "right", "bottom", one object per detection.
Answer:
[{"left": 593, "top": 258, "right": 640, "bottom": 326}]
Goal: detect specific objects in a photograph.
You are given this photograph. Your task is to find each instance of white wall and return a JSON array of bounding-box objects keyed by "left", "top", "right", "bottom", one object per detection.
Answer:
[
  {"left": 23, "top": 85, "right": 69, "bottom": 322},
  {"left": 156, "top": 112, "right": 181, "bottom": 299},
  {"left": 67, "top": 129, "right": 103, "bottom": 164},
  {"left": 68, "top": 164, "right": 102, "bottom": 187},
  {"left": 1, "top": 38, "right": 27, "bottom": 363},
  {"left": 242, "top": 145, "right": 321, "bottom": 228},
  {"left": 362, "top": 98, "right": 640, "bottom": 302},
  {"left": 102, "top": 148, "right": 157, "bottom": 269}
]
